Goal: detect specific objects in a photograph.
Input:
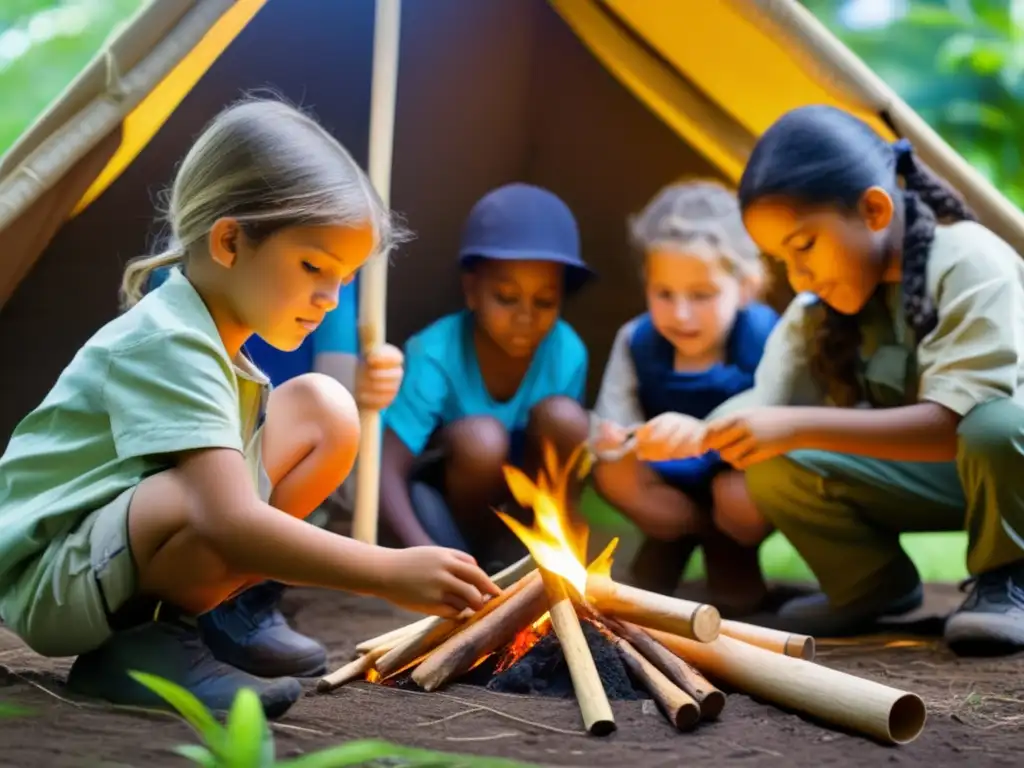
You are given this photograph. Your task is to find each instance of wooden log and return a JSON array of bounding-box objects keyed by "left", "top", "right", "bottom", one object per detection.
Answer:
[
  {"left": 586, "top": 575, "right": 720, "bottom": 642},
  {"left": 354, "top": 555, "right": 535, "bottom": 653},
  {"left": 651, "top": 630, "right": 927, "bottom": 745},
  {"left": 376, "top": 570, "right": 540, "bottom": 679},
  {"left": 412, "top": 573, "right": 547, "bottom": 691},
  {"left": 612, "top": 620, "right": 725, "bottom": 721},
  {"left": 720, "top": 619, "right": 815, "bottom": 660},
  {"left": 543, "top": 571, "right": 616, "bottom": 736},
  {"left": 610, "top": 633, "right": 700, "bottom": 731}
]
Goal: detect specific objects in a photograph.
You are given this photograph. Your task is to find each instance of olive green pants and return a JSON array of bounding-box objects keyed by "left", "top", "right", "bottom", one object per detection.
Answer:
[{"left": 745, "top": 399, "right": 1024, "bottom": 607}]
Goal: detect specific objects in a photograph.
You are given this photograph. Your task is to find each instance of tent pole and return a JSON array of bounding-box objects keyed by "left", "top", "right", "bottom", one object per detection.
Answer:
[{"left": 353, "top": 0, "right": 402, "bottom": 545}]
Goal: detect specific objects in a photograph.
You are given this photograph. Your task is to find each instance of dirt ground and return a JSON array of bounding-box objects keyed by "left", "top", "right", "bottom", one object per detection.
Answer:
[{"left": 1, "top": 577, "right": 1023, "bottom": 768}]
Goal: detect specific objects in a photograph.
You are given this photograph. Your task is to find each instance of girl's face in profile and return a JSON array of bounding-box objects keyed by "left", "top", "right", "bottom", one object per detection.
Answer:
[
  {"left": 210, "top": 219, "right": 375, "bottom": 352},
  {"left": 741, "top": 191, "right": 896, "bottom": 315}
]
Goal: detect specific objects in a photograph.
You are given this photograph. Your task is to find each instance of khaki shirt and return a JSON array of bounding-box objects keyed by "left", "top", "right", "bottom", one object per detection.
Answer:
[{"left": 709, "top": 220, "right": 1024, "bottom": 418}]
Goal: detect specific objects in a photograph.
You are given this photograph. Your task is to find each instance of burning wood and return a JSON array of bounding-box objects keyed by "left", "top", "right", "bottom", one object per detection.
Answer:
[
  {"left": 412, "top": 571, "right": 547, "bottom": 691},
  {"left": 320, "top": 444, "right": 927, "bottom": 745}
]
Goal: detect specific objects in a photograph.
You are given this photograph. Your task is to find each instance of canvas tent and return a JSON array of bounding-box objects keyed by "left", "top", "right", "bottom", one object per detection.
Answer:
[{"left": 2, "top": 0, "right": 1023, "bottom": 449}]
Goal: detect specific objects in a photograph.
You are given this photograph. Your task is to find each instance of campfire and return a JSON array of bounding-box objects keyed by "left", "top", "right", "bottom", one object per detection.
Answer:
[{"left": 319, "top": 446, "right": 928, "bottom": 745}]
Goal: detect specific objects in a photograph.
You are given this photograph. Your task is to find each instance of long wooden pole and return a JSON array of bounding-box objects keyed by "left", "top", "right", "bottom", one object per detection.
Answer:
[{"left": 353, "top": 0, "right": 402, "bottom": 544}]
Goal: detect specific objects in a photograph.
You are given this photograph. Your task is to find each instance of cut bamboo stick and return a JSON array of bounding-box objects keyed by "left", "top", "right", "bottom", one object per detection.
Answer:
[
  {"left": 318, "top": 645, "right": 388, "bottom": 693},
  {"left": 542, "top": 571, "right": 616, "bottom": 736},
  {"left": 650, "top": 630, "right": 927, "bottom": 745},
  {"left": 586, "top": 575, "right": 720, "bottom": 642},
  {"left": 376, "top": 570, "right": 540, "bottom": 679},
  {"left": 612, "top": 620, "right": 725, "bottom": 721},
  {"left": 412, "top": 574, "right": 547, "bottom": 691},
  {"left": 610, "top": 634, "right": 700, "bottom": 731},
  {"left": 720, "top": 619, "right": 815, "bottom": 660},
  {"left": 354, "top": 554, "right": 535, "bottom": 653}
]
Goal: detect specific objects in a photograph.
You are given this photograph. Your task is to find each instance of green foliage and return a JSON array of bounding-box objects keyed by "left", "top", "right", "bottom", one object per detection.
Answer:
[
  {"left": 800, "top": 0, "right": 1024, "bottom": 209},
  {"left": 129, "top": 671, "right": 540, "bottom": 768}
]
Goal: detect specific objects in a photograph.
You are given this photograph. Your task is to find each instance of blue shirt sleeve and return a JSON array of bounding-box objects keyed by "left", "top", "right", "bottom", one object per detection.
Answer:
[
  {"left": 383, "top": 333, "right": 450, "bottom": 456},
  {"left": 312, "top": 277, "right": 359, "bottom": 357}
]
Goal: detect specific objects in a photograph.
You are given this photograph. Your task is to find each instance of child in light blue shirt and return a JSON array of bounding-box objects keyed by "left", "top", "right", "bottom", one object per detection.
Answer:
[{"left": 381, "top": 184, "right": 593, "bottom": 571}]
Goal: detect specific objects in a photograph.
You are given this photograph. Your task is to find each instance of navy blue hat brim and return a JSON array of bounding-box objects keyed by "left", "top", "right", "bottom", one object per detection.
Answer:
[{"left": 459, "top": 248, "right": 596, "bottom": 294}]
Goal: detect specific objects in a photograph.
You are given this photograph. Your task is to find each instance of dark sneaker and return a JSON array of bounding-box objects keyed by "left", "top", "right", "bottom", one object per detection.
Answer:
[
  {"left": 199, "top": 582, "right": 327, "bottom": 678},
  {"left": 945, "top": 562, "right": 1024, "bottom": 655},
  {"left": 67, "top": 617, "right": 301, "bottom": 718},
  {"left": 768, "top": 580, "right": 924, "bottom": 637}
]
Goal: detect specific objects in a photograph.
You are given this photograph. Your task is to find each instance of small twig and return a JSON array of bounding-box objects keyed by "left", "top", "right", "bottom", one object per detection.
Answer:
[
  {"left": 724, "top": 740, "right": 783, "bottom": 758},
  {"left": 348, "top": 684, "right": 587, "bottom": 735},
  {"left": 417, "top": 706, "right": 486, "bottom": 727},
  {"left": 5, "top": 671, "right": 330, "bottom": 737},
  {"left": 444, "top": 731, "right": 518, "bottom": 742}
]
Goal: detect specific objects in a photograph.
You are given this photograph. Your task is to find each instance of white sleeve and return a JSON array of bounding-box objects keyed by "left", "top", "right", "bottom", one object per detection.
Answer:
[{"left": 591, "top": 318, "right": 646, "bottom": 430}]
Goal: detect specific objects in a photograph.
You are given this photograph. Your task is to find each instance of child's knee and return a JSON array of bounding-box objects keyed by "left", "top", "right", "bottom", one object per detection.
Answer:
[
  {"left": 528, "top": 396, "right": 590, "bottom": 444},
  {"left": 443, "top": 416, "right": 510, "bottom": 474},
  {"left": 710, "top": 471, "right": 770, "bottom": 547},
  {"left": 957, "top": 398, "right": 1024, "bottom": 473},
  {"left": 270, "top": 373, "right": 360, "bottom": 471}
]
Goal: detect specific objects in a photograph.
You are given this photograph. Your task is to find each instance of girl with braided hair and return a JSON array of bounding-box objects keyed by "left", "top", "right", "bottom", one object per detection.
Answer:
[{"left": 635, "top": 105, "right": 1024, "bottom": 653}]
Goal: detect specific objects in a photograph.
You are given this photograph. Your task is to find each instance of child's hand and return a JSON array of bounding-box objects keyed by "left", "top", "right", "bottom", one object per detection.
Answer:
[
  {"left": 383, "top": 546, "right": 501, "bottom": 618},
  {"left": 593, "top": 421, "right": 630, "bottom": 454},
  {"left": 702, "top": 407, "right": 799, "bottom": 469},
  {"left": 634, "top": 413, "right": 706, "bottom": 462},
  {"left": 356, "top": 343, "right": 404, "bottom": 411}
]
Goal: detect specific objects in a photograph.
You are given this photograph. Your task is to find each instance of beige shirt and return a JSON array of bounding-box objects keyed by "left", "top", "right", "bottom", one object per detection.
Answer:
[{"left": 709, "top": 220, "right": 1024, "bottom": 418}]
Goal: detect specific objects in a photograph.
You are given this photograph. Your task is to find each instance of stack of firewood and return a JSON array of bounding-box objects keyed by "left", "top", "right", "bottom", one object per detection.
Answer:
[{"left": 319, "top": 554, "right": 927, "bottom": 745}]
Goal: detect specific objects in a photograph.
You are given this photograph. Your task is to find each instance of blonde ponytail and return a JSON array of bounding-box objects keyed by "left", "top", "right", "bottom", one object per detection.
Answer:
[{"left": 120, "top": 247, "right": 184, "bottom": 309}]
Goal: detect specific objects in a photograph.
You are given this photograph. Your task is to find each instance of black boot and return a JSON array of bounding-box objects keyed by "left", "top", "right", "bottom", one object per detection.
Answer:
[
  {"left": 198, "top": 582, "right": 327, "bottom": 678},
  {"left": 68, "top": 613, "right": 301, "bottom": 718}
]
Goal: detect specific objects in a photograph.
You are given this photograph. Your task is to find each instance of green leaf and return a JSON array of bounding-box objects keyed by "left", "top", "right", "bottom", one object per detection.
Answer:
[
  {"left": 0, "top": 702, "right": 33, "bottom": 717},
  {"left": 128, "top": 671, "right": 225, "bottom": 751},
  {"left": 276, "top": 739, "right": 542, "bottom": 768},
  {"left": 224, "top": 687, "right": 275, "bottom": 768},
  {"left": 173, "top": 744, "right": 220, "bottom": 768}
]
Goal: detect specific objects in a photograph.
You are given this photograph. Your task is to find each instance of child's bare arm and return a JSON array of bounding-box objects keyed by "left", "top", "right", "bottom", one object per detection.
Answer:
[
  {"left": 379, "top": 428, "right": 437, "bottom": 548},
  {"left": 176, "top": 446, "right": 496, "bottom": 615}
]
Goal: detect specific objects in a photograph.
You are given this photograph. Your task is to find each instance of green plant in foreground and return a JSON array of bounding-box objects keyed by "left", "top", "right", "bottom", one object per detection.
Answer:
[{"left": 129, "top": 671, "right": 540, "bottom": 768}]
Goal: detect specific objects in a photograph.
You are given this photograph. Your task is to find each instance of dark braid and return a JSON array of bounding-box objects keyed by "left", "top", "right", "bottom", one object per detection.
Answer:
[
  {"left": 895, "top": 142, "right": 977, "bottom": 340},
  {"left": 738, "top": 106, "right": 978, "bottom": 407}
]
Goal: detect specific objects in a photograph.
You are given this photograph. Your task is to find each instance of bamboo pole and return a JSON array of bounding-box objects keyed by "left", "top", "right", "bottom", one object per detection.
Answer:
[
  {"left": 412, "top": 574, "right": 547, "bottom": 691},
  {"left": 352, "top": 0, "right": 402, "bottom": 545},
  {"left": 586, "top": 575, "right": 720, "bottom": 642},
  {"left": 651, "top": 630, "right": 927, "bottom": 745},
  {"left": 719, "top": 619, "right": 815, "bottom": 660},
  {"left": 354, "top": 555, "right": 535, "bottom": 653},
  {"left": 610, "top": 634, "right": 700, "bottom": 731},
  {"left": 542, "top": 571, "right": 616, "bottom": 736},
  {"left": 612, "top": 620, "right": 725, "bottom": 720},
  {"left": 318, "top": 644, "right": 390, "bottom": 692}
]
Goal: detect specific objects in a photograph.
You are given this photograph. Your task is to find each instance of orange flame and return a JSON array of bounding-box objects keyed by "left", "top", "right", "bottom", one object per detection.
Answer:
[{"left": 495, "top": 441, "right": 618, "bottom": 597}]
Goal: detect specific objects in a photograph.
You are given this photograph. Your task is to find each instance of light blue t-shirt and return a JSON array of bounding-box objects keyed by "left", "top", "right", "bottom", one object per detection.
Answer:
[{"left": 385, "top": 310, "right": 588, "bottom": 456}]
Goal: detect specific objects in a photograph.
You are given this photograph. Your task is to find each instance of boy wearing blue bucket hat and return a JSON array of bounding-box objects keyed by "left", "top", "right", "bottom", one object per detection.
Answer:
[{"left": 380, "top": 183, "right": 594, "bottom": 570}]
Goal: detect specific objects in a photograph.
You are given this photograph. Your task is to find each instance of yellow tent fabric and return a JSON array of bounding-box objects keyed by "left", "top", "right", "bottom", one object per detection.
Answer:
[{"left": 72, "top": 0, "right": 267, "bottom": 215}]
